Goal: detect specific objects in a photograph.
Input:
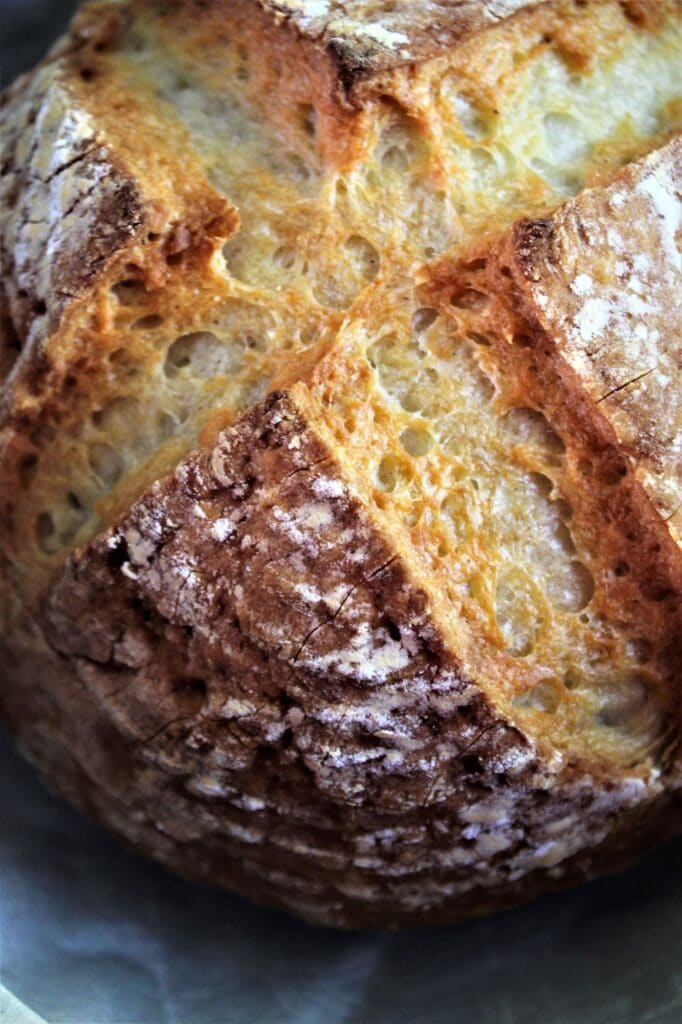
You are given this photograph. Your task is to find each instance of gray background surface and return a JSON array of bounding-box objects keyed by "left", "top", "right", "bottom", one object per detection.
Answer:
[
  {"left": 1, "top": 3, "right": 681, "bottom": 1022},
  {"left": 1, "top": 1, "right": 80, "bottom": 87}
]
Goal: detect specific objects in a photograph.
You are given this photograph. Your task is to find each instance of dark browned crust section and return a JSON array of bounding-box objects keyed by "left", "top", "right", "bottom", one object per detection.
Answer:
[
  {"left": 0, "top": 74, "right": 144, "bottom": 371},
  {"left": 1, "top": 390, "right": 677, "bottom": 927}
]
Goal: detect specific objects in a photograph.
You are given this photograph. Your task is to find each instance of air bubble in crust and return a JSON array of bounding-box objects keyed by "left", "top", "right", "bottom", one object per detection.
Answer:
[
  {"left": 88, "top": 442, "right": 124, "bottom": 487},
  {"left": 108, "top": 348, "right": 136, "bottom": 370},
  {"left": 157, "top": 412, "right": 178, "bottom": 440},
  {"left": 400, "top": 370, "right": 439, "bottom": 413},
  {"left": 377, "top": 121, "right": 424, "bottom": 170},
  {"left": 502, "top": 407, "right": 565, "bottom": 456},
  {"left": 514, "top": 333, "right": 536, "bottom": 349},
  {"left": 595, "top": 675, "right": 649, "bottom": 731},
  {"left": 543, "top": 111, "right": 587, "bottom": 164},
  {"left": 272, "top": 246, "right": 297, "bottom": 271},
  {"left": 527, "top": 472, "right": 553, "bottom": 498},
  {"left": 512, "top": 679, "right": 562, "bottom": 714},
  {"left": 165, "top": 332, "right": 244, "bottom": 378},
  {"left": 412, "top": 307, "right": 437, "bottom": 333},
  {"left": 299, "top": 103, "right": 316, "bottom": 137},
  {"left": 111, "top": 279, "right": 147, "bottom": 307},
  {"left": 495, "top": 569, "right": 542, "bottom": 656},
  {"left": 448, "top": 91, "right": 489, "bottom": 141},
  {"left": 467, "top": 331, "right": 491, "bottom": 347},
  {"left": 451, "top": 288, "right": 489, "bottom": 311},
  {"left": 313, "top": 235, "right": 380, "bottom": 309},
  {"left": 344, "top": 235, "right": 380, "bottom": 283},
  {"left": 546, "top": 560, "right": 594, "bottom": 612},
  {"left": 36, "top": 512, "right": 57, "bottom": 554},
  {"left": 18, "top": 453, "right": 38, "bottom": 488},
  {"left": 624, "top": 638, "right": 651, "bottom": 664},
  {"left": 400, "top": 427, "right": 433, "bottom": 457},
  {"left": 563, "top": 668, "right": 580, "bottom": 690},
  {"left": 132, "top": 314, "right": 164, "bottom": 330},
  {"left": 598, "top": 455, "right": 628, "bottom": 485},
  {"left": 91, "top": 396, "right": 140, "bottom": 432},
  {"left": 440, "top": 491, "right": 469, "bottom": 542},
  {"left": 551, "top": 520, "right": 577, "bottom": 557},
  {"left": 376, "top": 454, "right": 409, "bottom": 493}
]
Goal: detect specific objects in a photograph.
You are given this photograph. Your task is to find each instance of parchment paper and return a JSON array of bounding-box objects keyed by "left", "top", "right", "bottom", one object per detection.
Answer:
[{"left": 1, "top": 5, "right": 681, "bottom": 1022}]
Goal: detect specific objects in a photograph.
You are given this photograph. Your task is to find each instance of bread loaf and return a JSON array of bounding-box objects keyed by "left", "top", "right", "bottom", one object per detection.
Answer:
[{"left": 1, "top": 0, "right": 680, "bottom": 928}]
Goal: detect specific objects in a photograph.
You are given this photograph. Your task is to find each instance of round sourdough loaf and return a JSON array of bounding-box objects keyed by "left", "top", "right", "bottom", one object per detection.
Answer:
[{"left": 1, "top": 0, "right": 681, "bottom": 927}]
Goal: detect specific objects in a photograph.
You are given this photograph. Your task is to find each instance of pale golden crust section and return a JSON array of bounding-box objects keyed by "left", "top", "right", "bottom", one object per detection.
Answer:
[{"left": 511, "top": 138, "right": 682, "bottom": 542}]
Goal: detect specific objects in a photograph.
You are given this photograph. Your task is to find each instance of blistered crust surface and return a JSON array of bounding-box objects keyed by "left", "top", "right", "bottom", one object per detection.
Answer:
[{"left": 513, "top": 138, "right": 682, "bottom": 539}]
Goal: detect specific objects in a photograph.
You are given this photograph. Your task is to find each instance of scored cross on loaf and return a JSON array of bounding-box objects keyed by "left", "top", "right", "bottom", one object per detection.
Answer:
[{"left": 1, "top": 0, "right": 680, "bottom": 927}]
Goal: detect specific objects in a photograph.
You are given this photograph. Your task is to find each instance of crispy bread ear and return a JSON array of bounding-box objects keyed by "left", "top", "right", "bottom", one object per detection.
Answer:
[
  {"left": 0, "top": 46, "right": 236, "bottom": 408},
  {"left": 510, "top": 137, "right": 682, "bottom": 544}
]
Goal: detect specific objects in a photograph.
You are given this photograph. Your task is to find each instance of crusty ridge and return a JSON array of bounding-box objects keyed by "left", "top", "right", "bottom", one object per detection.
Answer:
[
  {"left": 0, "top": 65, "right": 143, "bottom": 389},
  {"left": 0, "top": 10, "right": 236, "bottom": 422},
  {"left": 417, "top": 137, "right": 682, "bottom": 784},
  {"left": 261, "top": 0, "right": 537, "bottom": 101},
  {"left": 510, "top": 137, "right": 682, "bottom": 543},
  {"left": 259, "top": 1, "right": 675, "bottom": 102},
  {"left": 422, "top": 135, "right": 682, "bottom": 597}
]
